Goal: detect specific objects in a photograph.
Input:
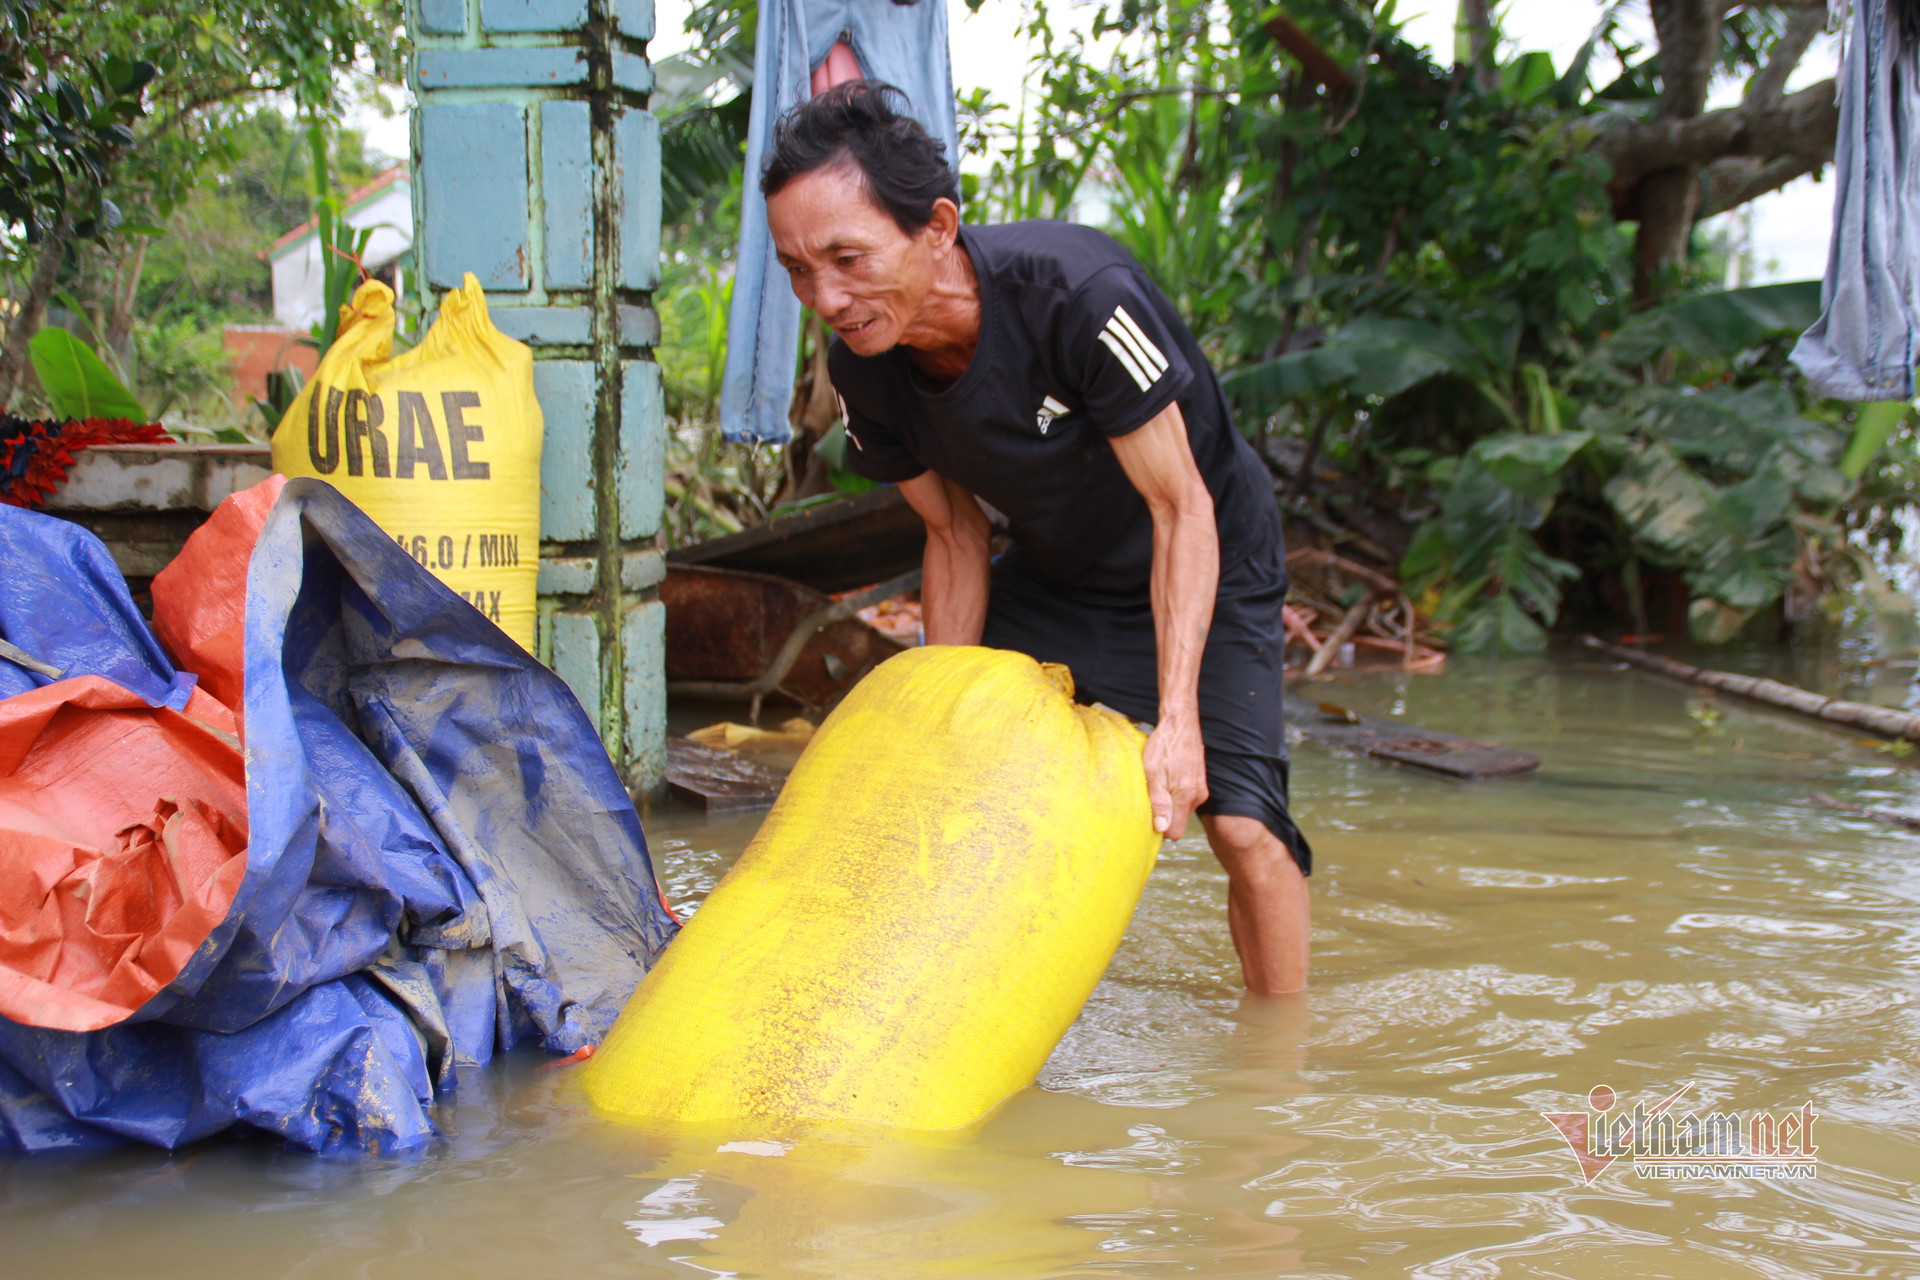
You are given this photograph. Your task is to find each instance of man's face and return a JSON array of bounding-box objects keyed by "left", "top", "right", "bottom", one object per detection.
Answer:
[{"left": 767, "top": 162, "right": 940, "bottom": 357}]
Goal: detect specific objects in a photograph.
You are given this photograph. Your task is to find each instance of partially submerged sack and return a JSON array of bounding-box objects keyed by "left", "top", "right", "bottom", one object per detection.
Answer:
[
  {"left": 270, "top": 275, "right": 542, "bottom": 650},
  {"left": 584, "top": 645, "right": 1161, "bottom": 1131}
]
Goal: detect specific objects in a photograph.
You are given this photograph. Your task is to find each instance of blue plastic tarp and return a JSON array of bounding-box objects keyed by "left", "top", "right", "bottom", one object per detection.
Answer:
[
  {"left": 0, "top": 479, "right": 676, "bottom": 1153},
  {"left": 0, "top": 502, "right": 194, "bottom": 710}
]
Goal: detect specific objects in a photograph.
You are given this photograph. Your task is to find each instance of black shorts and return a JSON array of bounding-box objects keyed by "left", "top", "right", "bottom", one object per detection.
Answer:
[{"left": 981, "top": 553, "right": 1312, "bottom": 875}]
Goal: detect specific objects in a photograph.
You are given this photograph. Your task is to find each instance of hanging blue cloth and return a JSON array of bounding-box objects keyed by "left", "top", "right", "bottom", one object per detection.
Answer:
[
  {"left": 1792, "top": 0, "right": 1920, "bottom": 401},
  {"left": 719, "top": 0, "right": 959, "bottom": 444}
]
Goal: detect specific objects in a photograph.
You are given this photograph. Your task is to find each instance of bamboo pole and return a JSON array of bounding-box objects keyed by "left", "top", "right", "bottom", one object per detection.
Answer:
[
  {"left": 1306, "top": 589, "right": 1378, "bottom": 678},
  {"left": 1581, "top": 636, "right": 1920, "bottom": 744}
]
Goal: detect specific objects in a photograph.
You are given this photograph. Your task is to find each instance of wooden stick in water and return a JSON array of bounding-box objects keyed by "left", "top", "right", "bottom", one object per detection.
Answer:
[
  {"left": 1582, "top": 635, "right": 1920, "bottom": 744},
  {"left": 1306, "top": 589, "right": 1378, "bottom": 678}
]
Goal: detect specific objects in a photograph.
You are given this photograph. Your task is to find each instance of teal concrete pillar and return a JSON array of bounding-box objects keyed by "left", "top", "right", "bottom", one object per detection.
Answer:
[{"left": 408, "top": 0, "right": 666, "bottom": 797}]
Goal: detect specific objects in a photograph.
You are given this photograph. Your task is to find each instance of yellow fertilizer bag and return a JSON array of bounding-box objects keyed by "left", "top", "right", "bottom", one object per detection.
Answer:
[
  {"left": 270, "top": 274, "right": 542, "bottom": 650},
  {"left": 583, "top": 645, "right": 1162, "bottom": 1131}
]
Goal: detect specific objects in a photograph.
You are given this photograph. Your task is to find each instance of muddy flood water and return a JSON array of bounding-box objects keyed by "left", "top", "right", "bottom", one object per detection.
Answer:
[{"left": 5, "top": 654, "right": 1920, "bottom": 1278}]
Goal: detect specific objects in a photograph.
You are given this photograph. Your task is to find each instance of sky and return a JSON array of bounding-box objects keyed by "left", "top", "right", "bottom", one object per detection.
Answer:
[{"left": 351, "top": 0, "right": 1839, "bottom": 283}]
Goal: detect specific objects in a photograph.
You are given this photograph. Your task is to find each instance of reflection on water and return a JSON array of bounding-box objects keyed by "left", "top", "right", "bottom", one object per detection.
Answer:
[{"left": 6, "top": 658, "right": 1920, "bottom": 1278}]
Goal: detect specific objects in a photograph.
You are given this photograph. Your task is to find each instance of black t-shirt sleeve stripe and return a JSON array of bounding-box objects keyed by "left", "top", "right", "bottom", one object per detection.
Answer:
[
  {"left": 1108, "top": 305, "right": 1170, "bottom": 378},
  {"left": 1070, "top": 267, "right": 1194, "bottom": 438}
]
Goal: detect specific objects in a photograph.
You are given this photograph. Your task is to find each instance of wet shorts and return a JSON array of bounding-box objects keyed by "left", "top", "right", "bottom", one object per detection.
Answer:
[{"left": 981, "top": 554, "right": 1312, "bottom": 875}]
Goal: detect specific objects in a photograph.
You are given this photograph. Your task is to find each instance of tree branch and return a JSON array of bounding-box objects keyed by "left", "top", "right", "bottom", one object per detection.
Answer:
[
  {"left": 1696, "top": 146, "right": 1831, "bottom": 218},
  {"left": 1745, "top": 6, "right": 1824, "bottom": 107},
  {"left": 1595, "top": 77, "right": 1838, "bottom": 191},
  {"left": 1262, "top": 13, "right": 1355, "bottom": 97},
  {"left": 1455, "top": 0, "right": 1498, "bottom": 93},
  {"left": 1652, "top": 0, "right": 1725, "bottom": 118},
  {"left": 145, "top": 82, "right": 289, "bottom": 143},
  {"left": 0, "top": 216, "right": 73, "bottom": 409}
]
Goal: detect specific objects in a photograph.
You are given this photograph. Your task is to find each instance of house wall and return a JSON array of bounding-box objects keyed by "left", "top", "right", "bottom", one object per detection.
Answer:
[
  {"left": 222, "top": 326, "right": 318, "bottom": 410},
  {"left": 269, "top": 183, "right": 417, "bottom": 330}
]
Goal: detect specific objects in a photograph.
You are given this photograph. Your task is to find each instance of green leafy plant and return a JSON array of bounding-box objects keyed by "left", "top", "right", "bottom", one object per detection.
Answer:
[
  {"left": 129, "top": 313, "right": 236, "bottom": 422},
  {"left": 1393, "top": 285, "right": 1850, "bottom": 650},
  {"left": 253, "top": 364, "right": 305, "bottom": 437},
  {"left": 660, "top": 268, "right": 733, "bottom": 422},
  {"left": 655, "top": 0, "right": 1880, "bottom": 648},
  {"left": 27, "top": 327, "right": 149, "bottom": 422},
  {"left": 304, "top": 119, "right": 375, "bottom": 358}
]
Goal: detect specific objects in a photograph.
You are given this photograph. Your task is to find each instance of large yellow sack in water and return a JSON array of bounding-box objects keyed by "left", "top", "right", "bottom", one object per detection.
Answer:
[
  {"left": 583, "top": 645, "right": 1161, "bottom": 1131},
  {"left": 270, "top": 274, "right": 542, "bottom": 650}
]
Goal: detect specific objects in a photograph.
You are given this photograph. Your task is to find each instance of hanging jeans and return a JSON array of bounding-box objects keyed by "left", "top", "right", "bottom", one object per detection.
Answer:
[
  {"left": 1792, "top": 0, "right": 1920, "bottom": 401},
  {"left": 719, "top": 0, "right": 958, "bottom": 443}
]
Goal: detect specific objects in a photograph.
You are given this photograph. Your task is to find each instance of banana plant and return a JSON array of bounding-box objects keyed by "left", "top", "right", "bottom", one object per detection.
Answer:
[
  {"left": 28, "top": 327, "right": 149, "bottom": 423},
  {"left": 1234, "top": 280, "right": 1857, "bottom": 651},
  {"left": 305, "top": 119, "right": 375, "bottom": 359}
]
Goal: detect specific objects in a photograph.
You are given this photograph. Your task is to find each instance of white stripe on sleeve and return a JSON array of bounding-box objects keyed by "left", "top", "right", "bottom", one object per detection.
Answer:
[
  {"left": 1098, "top": 329, "right": 1155, "bottom": 391},
  {"left": 1109, "top": 306, "right": 1170, "bottom": 376}
]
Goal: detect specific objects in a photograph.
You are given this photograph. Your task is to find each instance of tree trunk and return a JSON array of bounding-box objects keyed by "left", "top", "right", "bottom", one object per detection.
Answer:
[
  {"left": 1455, "top": 0, "right": 1498, "bottom": 93},
  {"left": 1631, "top": 166, "right": 1701, "bottom": 306},
  {"left": 104, "top": 235, "right": 148, "bottom": 359},
  {"left": 0, "top": 219, "right": 72, "bottom": 411},
  {"left": 1630, "top": 0, "right": 1724, "bottom": 307}
]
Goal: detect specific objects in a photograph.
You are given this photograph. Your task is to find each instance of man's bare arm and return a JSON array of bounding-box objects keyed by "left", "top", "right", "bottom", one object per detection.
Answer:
[
  {"left": 897, "top": 471, "right": 993, "bottom": 645},
  {"left": 1109, "top": 402, "right": 1217, "bottom": 836}
]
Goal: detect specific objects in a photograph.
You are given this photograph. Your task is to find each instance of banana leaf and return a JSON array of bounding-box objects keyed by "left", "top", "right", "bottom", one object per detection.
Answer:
[
  {"left": 1604, "top": 442, "right": 1799, "bottom": 618},
  {"left": 1226, "top": 315, "right": 1485, "bottom": 413},
  {"left": 1600, "top": 281, "right": 1822, "bottom": 366},
  {"left": 28, "top": 327, "right": 148, "bottom": 424}
]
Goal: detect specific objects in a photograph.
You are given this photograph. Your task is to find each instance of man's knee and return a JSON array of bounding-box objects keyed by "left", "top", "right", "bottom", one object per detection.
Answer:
[{"left": 1202, "top": 814, "right": 1303, "bottom": 885}]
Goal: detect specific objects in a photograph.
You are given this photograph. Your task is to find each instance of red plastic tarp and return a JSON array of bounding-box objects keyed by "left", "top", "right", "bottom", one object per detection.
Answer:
[
  {"left": 150, "top": 473, "right": 283, "bottom": 720},
  {"left": 0, "top": 677, "right": 246, "bottom": 1032}
]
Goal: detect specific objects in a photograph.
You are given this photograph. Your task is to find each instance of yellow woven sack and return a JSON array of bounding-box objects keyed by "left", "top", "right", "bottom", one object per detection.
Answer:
[
  {"left": 270, "top": 274, "right": 542, "bottom": 650},
  {"left": 583, "top": 645, "right": 1161, "bottom": 1131}
]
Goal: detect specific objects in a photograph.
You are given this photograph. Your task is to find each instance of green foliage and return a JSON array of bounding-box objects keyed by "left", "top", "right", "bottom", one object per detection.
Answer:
[
  {"left": 2, "top": 0, "right": 400, "bottom": 247},
  {"left": 0, "top": 1, "right": 154, "bottom": 242},
  {"left": 658, "top": 0, "right": 1882, "bottom": 649},
  {"left": 1100, "top": 80, "right": 1254, "bottom": 350},
  {"left": 1599, "top": 282, "right": 1823, "bottom": 366},
  {"left": 28, "top": 325, "right": 147, "bottom": 420},
  {"left": 135, "top": 110, "right": 386, "bottom": 326},
  {"left": 1402, "top": 431, "right": 1584, "bottom": 653},
  {"left": 653, "top": 0, "right": 753, "bottom": 239},
  {"left": 647, "top": 0, "right": 753, "bottom": 435},
  {"left": 659, "top": 264, "right": 732, "bottom": 422},
  {"left": 662, "top": 419, "right": 784, "bottom": 548},
  {"left": 1839, "top": 400, "right": 1911, "bottom": 480},
  {"left": 252, "top": 362, "right": 303, "bottom": 437},
  {"left": 812, "top": 419, "right": 877, "bottom": 495},
  {"left": 130, "top": 313, "right": 233, "bottom": 417},
  {"left": 1380, "top": 282, "right": 1856, "bottom": 649},
  {"left": 955, "top": 0, "right": 1870, "bottom": 653}
]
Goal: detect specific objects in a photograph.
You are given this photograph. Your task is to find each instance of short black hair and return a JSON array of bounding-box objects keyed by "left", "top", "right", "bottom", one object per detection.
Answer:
[{"left": 760, "top": 81, "right": 959, "bottom": 235}]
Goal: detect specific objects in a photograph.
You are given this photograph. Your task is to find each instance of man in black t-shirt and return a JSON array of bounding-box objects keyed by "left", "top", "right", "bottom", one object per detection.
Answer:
[{"left": 761, "top": 83, "right": 1311, "bottom": 994}]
